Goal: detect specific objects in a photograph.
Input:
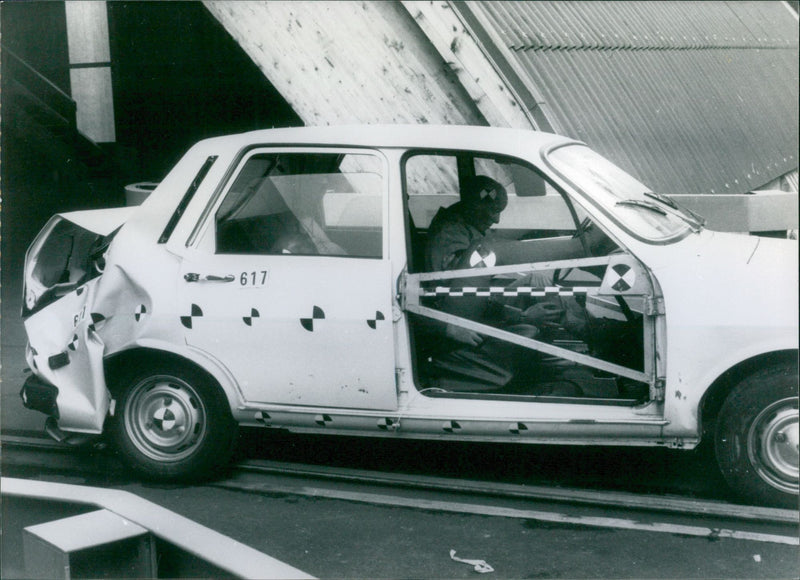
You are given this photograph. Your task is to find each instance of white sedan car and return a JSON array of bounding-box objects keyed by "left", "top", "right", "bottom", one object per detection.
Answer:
[{"left": 20, "top": 125, "right": 798, "bottom": 507}]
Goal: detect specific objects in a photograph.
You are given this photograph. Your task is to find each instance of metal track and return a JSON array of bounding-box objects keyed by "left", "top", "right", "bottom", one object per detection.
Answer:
[
  {"left": 4, "top": 434, "right": 796, "bottom": 527},
  {"left": 236, "top": 459, "right": 798, "bottom": 525}
]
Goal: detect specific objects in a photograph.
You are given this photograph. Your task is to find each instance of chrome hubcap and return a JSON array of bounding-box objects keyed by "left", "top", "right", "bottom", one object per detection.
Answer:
[
  {"left": 748, "top": 397, "right": 799, "bottom": 494},
  {"left": 124, "top": 375, "right": 207, "bottom": 462}
]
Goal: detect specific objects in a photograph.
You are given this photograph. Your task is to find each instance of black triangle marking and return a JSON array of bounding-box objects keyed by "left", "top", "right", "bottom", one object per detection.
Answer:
[
  {"left": 612, "top": 279, "right": 631, "bottom": 292},
  {"left": 135, "top": 304, "right": 147, "bottom": 322},
  {"left": 612, "top": 264, "right": 630, "bottom": 276}
]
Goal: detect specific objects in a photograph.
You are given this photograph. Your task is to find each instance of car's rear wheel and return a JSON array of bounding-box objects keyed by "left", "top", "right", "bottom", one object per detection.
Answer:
[
  {"left": 110, "top": 362, "right": 237, "bottom": 481},
  {"left": 714, "top": 363, "right": 798, "bottom": 508}
]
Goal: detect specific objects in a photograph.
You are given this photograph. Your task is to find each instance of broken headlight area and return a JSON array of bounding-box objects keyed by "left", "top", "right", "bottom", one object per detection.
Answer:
[
  {"left": 24, "top": 218, "right": 120, "bottom": 317},
  {"left": 20, "top": 374, "right": 60, "bottom": 418}
]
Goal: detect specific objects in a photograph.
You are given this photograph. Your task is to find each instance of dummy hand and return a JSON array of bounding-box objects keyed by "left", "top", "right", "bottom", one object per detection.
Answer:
[
  {"left": 445, "top": 325, "right": 484, "bottom": 347},
  {"left": 521, "top": 303, "right": 563, "bottom": 325}
]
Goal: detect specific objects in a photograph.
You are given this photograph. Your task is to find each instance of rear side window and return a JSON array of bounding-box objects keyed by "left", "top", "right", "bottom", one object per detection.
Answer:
[{"left": 215, "top": 152, "right": 384, "bottom": 258}]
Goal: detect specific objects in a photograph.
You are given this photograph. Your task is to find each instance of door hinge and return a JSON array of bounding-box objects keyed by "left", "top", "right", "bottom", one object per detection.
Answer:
[
  {"left": 395, "top": 269, "right": 408, "bottom": 310},
  {"left": 645, "top": 295, "right": 665, "bottom": 316},
  {"left": 653, "top": 378, "right": 666, "bottom": 402}
]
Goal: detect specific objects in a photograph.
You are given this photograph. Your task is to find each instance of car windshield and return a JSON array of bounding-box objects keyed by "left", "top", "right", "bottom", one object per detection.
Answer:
[{"left": 546, "top": 144, "right": 694, "bottom": 242}]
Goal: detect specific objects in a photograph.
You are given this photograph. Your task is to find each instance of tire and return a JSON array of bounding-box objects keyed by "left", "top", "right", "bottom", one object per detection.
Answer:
[
  {"left": 714, "top": 362, "right": 798, "bottom": 508},
  {"left": 109, "top": 362, "right": 237, "bottom": 481}
]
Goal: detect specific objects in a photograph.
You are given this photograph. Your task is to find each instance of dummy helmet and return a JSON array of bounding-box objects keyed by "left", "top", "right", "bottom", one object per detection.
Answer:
[{"left": 461, "top": 175, "right": 508, "bottom": 213}]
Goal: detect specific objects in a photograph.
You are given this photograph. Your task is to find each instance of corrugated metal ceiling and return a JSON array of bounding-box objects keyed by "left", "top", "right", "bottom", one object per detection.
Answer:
[{"left": 465, "top": 1, "right": 798, "bottom": 194}]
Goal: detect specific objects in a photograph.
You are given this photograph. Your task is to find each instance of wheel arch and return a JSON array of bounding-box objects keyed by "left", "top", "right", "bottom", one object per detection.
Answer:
[
  {"left": 103, "top": 346, "right": 240, "bottom": 481},
  {"left": 699, "top": 349, "right": 798, "bottom": 438},
  {"left": 104, "top": 346, "right": 241, "bottom": 415}
]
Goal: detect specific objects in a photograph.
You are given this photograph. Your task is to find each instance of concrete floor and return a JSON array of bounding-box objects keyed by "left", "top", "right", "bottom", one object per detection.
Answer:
[{"left": 3, "top": 462, "right": 798, "bottom": 580}]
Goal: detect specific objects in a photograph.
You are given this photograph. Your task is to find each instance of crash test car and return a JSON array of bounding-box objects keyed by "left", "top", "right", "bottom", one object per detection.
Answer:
[{"left": 20, "top": 125, "right": 798, "bottom": 507}]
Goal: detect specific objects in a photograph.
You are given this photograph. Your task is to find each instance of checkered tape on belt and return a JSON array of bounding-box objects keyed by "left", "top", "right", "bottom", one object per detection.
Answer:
[{"left": 421, "top": 286, "right": 591, "bottom": 298}]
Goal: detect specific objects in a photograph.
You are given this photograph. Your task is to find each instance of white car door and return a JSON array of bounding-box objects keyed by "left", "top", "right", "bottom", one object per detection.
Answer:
[{"left": 178, "top": 148, "right": 397, "bottom": 411}]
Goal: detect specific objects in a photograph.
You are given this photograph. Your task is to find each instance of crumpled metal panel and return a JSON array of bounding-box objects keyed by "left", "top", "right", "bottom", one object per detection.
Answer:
[
  {"left": 472, "top": 1, "right": 799, "bottom": 194},
  {"left": 23, "top": 258, "right": 158, "bottom": 433},
  {"left": 23, "top": 214, "right": 158, "bottom": 433},
  {"left": 25, "top": 277, "right": 111, "bottom": 433}
]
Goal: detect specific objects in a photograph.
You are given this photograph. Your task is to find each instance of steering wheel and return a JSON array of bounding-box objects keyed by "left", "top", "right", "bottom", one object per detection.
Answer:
[
  {"left": 573, "top": 216, "right": 594, "bottom": 256},
  {"left": 573, "top": 217, "right": 618, "bottom": 257}
]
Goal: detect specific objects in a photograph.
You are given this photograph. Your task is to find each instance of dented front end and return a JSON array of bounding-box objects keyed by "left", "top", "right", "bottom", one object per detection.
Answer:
[{"left": 21, "top": 208, "right": 138, "bottom": 434}]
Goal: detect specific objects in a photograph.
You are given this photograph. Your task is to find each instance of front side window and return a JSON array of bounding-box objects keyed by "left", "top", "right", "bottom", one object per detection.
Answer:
[
  {"left": 404, "top": 150, "right": 603, "bottom": 273},
  {"left": 216, "top": 152, "right": 383, "bottom": 258}
]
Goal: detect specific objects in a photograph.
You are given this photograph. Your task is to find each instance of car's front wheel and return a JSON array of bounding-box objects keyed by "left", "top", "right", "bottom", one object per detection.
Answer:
[
  {"left": 714, "top": 362, "right": 798, "bottom": 508},
  {"left": 109, "top": 362, "right": 237, "bottom": 481}
]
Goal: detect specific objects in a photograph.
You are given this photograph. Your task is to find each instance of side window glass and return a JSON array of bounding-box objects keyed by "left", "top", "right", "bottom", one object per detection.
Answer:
[
  {"left": 405, "top": 154, "right": 459, "bottom": 229},
  {"left": 216, "top": 152, "right": 383, "bottom": 258},
  {"left": 473, "top": 156, "right": 575, "bottom": 242},
  {"left": 404, "top": 151, "right": 609, "bottom": 273}
]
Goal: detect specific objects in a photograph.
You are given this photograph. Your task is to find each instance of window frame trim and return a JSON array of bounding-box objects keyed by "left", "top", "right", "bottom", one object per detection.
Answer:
[{"left": 159, "top": 155, "right": 218, "bottom": 244}]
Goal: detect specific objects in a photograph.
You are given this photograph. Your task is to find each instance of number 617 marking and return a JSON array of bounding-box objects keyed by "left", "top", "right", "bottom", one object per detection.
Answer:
[{"left": 240, "top": 270, "right": 268, "bottom": 287}]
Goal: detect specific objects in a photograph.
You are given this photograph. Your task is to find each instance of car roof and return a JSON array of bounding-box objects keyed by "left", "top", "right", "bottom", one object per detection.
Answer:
[
  {"left": 131, "top": 125, "right": 582, "bottom": 245},
  {"left": 193, "top": 124, "right": 580, "bottom": 156}
]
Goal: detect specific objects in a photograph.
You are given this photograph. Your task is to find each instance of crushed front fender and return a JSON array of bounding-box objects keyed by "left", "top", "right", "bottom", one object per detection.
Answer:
[{"left": 24, "top": 278, "right": 109, "bottom": 433}]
